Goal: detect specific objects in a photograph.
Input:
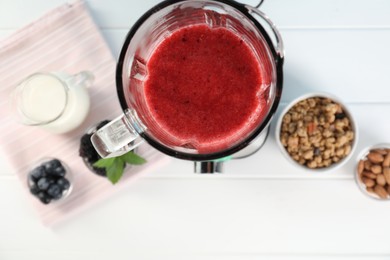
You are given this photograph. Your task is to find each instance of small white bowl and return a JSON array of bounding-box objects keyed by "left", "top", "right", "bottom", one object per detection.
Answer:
[
  {"left": 275, "top": 92, "right": 359, "bottom": 172},
  {"left": 355, "top": 143, "right": 390, "bottom": 201}
]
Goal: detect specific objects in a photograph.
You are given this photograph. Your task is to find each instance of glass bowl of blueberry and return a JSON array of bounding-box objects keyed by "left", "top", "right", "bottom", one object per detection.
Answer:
[{"left": 27, "top": 158, "right": 72, "bottom": 204}]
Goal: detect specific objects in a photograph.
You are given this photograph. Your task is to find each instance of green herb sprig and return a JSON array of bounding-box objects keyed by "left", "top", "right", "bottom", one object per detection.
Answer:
[{"left": 93, "top": 151, "right": 146, "bottom": 184}]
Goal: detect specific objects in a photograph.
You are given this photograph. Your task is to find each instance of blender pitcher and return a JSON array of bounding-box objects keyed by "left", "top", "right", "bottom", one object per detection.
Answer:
[{"left": 91, "top": 0, "right": 284, "bottom": 172}]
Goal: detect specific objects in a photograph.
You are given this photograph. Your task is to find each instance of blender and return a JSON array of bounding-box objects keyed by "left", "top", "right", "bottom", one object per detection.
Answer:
[{"left": 91, "top": 0, "right": 284, "bottom": 173}]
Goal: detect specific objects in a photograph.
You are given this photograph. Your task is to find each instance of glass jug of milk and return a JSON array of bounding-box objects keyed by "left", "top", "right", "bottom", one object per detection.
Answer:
[{"left": 11, "top": 71, "right": 94, "bottom": 134}]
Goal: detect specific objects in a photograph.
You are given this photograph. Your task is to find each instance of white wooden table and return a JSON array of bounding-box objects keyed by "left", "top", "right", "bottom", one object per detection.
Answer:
[{"left": 1, "top": 0, "right": 390, "bottom": 259}]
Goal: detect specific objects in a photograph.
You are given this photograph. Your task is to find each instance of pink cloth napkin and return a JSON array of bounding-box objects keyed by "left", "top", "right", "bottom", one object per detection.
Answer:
[{"left": 0, "top": 0, "right": 169, "bottom": 226}]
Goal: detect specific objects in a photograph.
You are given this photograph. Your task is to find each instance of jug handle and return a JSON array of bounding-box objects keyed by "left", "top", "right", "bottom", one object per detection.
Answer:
[
  {"left": 65, "top": 71, "right": 95, "bottom": 88},
  {"left": 91, "top": 112, "right": 144, "bottom": 158},
  {"left": 244, "top": 5, "right": 285, "bottom": 64}
]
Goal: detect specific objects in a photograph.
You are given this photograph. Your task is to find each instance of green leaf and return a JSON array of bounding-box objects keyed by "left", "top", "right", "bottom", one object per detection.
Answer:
[
  {"left": 93, "top": 157, "right": 116, "bottom": 168},
  {"left": 91, "top": 151, "right": 146, "bottom": 185},
  {"left": 122, "top": 151, "right": 147, "bottom": 165},
  {"left": 106, "top": 159, "right": 125, "bottom": 184}
]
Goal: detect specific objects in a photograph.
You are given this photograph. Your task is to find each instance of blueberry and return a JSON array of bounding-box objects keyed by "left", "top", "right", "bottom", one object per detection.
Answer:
[
  {"left": 29, "top": 166, "right": 46, "bottom": 180},
  {"left": 36, "top": 191, "right": 51, "bottom": 204},
  {"left": 79, "top": 134, "right": 96, "bottom": 161},
  {"left": 37, "top": 177, "right": 50, "bottom": 190},
  {"left": 57, "top": 178, "right": 70, "bottom": 190},
  {"left": 37, "top": 191, "right": 46, "bottom": 199},
  {"left": 30, "top": 185, "right": 40, "bottom": 195},
  {"left": 53, "top": 192, "right": 63, "bottom": 200},
  {"left": 51, "top": 166, "right": 66, "bottom": 177},
  {"left": 40, "top": 196, "right": 51, "bottom": 204},
  {"left": 48, "top": 176, "right": 56, "bottom": 185},
  {"left": 92, "top": 166, "right": 107, "bottom": 176},
  {"left": 28, "top": 174, "right": 37, "bottom": 185},
  {"left": 79, "top": 120, "right": 110, "bottom": 168},
  {"left": 47, "top": 184, "right": 62, "bottom": 198},
  {"left": 43, "top": 159, "right": 62, "bottom": 174}
]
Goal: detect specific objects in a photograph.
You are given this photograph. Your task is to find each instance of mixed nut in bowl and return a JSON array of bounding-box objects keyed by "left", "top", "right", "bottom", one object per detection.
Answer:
[
  {"left": 356, "top": 144, "right": 390, "bottom": 200},
  {"left": 275, "top": 92, "right": 358, "bottom": 172}
]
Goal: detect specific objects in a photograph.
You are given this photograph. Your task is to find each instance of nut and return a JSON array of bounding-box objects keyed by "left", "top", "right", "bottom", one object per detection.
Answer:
[
  {"left": 362, "top": 177, "right": 375, "bottom": 188},
  {"left": 362, "top": 171, "right": 377, "bottom": 179},
  {"left": 358, "top": 160, "right": 364, "bottom": 175},
  {"left": 371, "top": 165, "right": 382, "bottom": 174},
  {"left": 307, "top": 160, "right": 317, "bottom": 169},
  {"left": 303, "top": 150, "right": 314, "bottom": 160},
  {"left": 373, "top": 149, "right": 388, "bottom": 155},
  {"left": 383, "top": 167, "right": 390, "bottom": 184},
  {"left": 376, "top": 174, "right": 387, "bottom": 186},
  {"left": 383, "top": 151, "right": 390, "bottom": 167},
  {"left": 374, "top": 185, "right": 388, "bottom": 199},
  {"left": 357, "top": 148, "right": 390, "bottom": 199},
  {"left": 364, "top": 160, "right": 372, "bottom": 171},
  {"left": 280, "top": 97, "right": 354, "bottom": 169},
  {"left": 367, "top": 152, "right": 384, "bottom": 164}
]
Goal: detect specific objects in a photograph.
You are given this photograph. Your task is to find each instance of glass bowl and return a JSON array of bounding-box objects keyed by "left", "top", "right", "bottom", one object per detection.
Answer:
[{"left": 27, "top": 157, "right": 73, "bottom": 204}]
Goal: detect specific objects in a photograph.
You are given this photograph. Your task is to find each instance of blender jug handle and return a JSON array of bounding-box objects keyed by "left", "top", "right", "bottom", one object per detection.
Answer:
[
  {"left": 91, "top": 112, "right": 144, "bottom": 158},
  {"left": 244, "top": 5, "right": 285, "bottom": 63}
]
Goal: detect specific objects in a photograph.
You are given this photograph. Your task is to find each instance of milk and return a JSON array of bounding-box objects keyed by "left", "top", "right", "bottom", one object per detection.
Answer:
[
  {"left": 21, "top": 75, "right": 68, "bottom": 125},
  {"left": 15, "top": 72, "right": 92, "bottom": 134}
]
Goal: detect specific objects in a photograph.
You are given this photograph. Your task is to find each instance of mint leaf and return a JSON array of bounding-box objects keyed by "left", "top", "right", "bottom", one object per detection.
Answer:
[
  {"left": 106, "top": 159, "right": 125, "bottom": 184},
  {"left": 93, "top": 157, "right": 116, "bottom": 168},
  {"left": 122, "top": 151, "right": 147, "bottom": 165},
  {"left": 91, "top": 151, "right": 146, "bottom": 185}
]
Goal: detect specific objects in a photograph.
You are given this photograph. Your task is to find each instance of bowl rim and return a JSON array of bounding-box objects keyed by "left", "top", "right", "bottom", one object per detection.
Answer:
[
  {"left": 274, "top": 91, "right": 359, "bottom": 173},
  {"left": 354, "top": 143, "right": 390, "bottom": 201}
]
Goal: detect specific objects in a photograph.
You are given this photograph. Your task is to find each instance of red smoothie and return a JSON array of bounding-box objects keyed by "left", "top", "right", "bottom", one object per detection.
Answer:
[{"left": 143, "top": 24, "right": 271, "bottom": 153}]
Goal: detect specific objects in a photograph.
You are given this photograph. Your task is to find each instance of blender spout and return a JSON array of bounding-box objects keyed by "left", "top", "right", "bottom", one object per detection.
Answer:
[{"left": 194, "top": 161, "right": 224, "bottom": 173}]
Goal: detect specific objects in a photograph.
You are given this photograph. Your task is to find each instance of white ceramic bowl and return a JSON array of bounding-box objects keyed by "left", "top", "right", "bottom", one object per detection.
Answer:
[
  {"left": 275, "top": 92, "right": 359, "bottom": 173},
  {"left": 355, "top": 143, "right": 390, "bottom": 201}
]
